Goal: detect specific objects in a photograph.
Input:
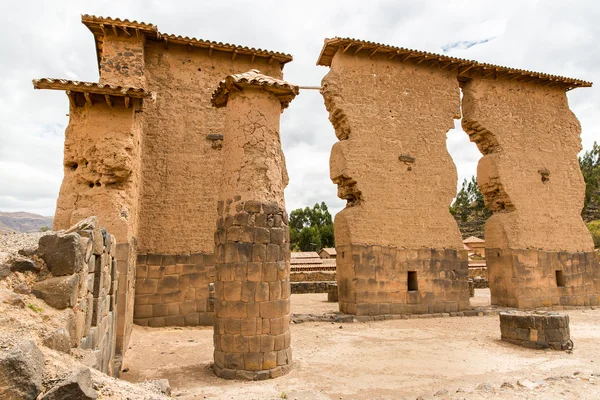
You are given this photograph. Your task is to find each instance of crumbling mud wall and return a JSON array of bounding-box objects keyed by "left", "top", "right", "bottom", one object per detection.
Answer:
[
  {"left": 462, "top": 78, "right": 600, "bottom": 308},
  {"left": 133, "top": 43, "right": 284, "bottom": 326},
  {"left": 52, "top": 93, "right": 143, "bottom": 354},
  {"left": 211, "top": 72, "right": 296, "bottom": 380},
  {"left": 321, "top": 50, "right": 469, "bottom": 315}
]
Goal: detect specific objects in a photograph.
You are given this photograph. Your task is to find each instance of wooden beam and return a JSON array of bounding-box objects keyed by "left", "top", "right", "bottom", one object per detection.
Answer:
[
  {"left": 187, "top": 43, "right": 193, "bottom": 53},
  {"left": 353, "top": 44, "right": 364, "bottom": 55},
  {"left": 439, "top": 61, "right": 453, "bottom": 70},
  {"left": 163, "top": 37, "right": 168, "bottom": 49},
  {"left": 429, "top": 59, "right": 439, "bottom": 68},
  {"left": 209, "top": 45, "right": 214, "bottom": 56},
  {"left": 135, "top": 28, "right": 140, "bottom": 38},
  {"left": 401, "top": 52, "right": 413, "bottom": 62},
  {"left": 66, "top": 90, "right": 76, "bottom": 108},
  {"left": 232, "top": 50, "right": 237, "bottom": 61},
  {"left": 125, "top": 96, "right": 131, "bottom": 109},
  {"left": 342, "top": 43, "right": 353, "bottom": 54},
  {"left": 416, "top": 55, "right": 428, "bottom": 64},
  {"left": 251, "top": 53, "right": 256, "bottom": 63},
  {"left": 458, "top": 64, "right": 475, "bottom": 75},
  {"left": 100, "top": 24, "right": 107, "bottom": 36},
  {"left": 120, "top": 26, "right": 130, "bottom": 36},
  {"left": 369, "top": 47, "right": 380, "bottom": 58},
  {"left": 388, "top": 50, "right": 399, "bottom": 60},
  {"left": 482, "top": 68, "right": 496, "bottom": 78},
  {"left": 269, "top": 56, "right": 274, "bottom": 64},
  {"left": 105, "top": 95, "right": 112, "bottom": 108},
  {"left": 84, "top": 92, "right": 92, "bottom": 106},
  {"left": 111, "top": 25, "right": 118, "bottom": 36}
]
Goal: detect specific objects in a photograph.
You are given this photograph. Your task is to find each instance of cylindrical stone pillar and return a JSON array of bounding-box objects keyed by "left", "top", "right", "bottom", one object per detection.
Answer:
[{"left": 211, "top": 70, "right": 298, "bottom": 380}]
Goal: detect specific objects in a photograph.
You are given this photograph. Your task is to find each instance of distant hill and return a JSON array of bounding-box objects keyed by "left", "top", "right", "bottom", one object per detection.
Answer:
[{"left": 0, "top": 212, "right": 53, "bottom": 234}]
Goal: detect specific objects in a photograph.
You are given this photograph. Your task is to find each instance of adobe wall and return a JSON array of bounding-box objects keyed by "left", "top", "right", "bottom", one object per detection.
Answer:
[
  {"left": 99, "top": 35, "right": 146, "bottom": 88},
  {"left": 213, "top": 88, "right": 293, "bottom": 380},
  {"left": 321, "top": 50, "right": 470, "bottom": 315},
  {"left": 130, "top": 43, "right": 283, "bottom": 326},
  {"left": 462, "top": 78, "right": 600, "bottom": 308}
]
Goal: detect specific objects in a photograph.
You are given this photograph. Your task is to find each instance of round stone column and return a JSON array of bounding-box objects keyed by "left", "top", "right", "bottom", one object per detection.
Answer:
[{"left": 211, "top": 70, "right": 298, "bottom": 380}]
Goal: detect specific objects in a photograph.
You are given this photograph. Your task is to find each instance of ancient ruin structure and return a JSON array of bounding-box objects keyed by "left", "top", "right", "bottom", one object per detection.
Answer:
[
  {"left": 461, "top": 78, "right": 599, "bottom": 308},
  {"left": 500, "top": 311, "right": 572, "bottom": 351},
  {"left": 317, "top": 37, "right": 599, "bottom": 315},
  {"left": 33, "top": 15, "right": 293, "bottom": 355},
  {"left": 210, "top": 70, "right": 297, "bottom": 379}
]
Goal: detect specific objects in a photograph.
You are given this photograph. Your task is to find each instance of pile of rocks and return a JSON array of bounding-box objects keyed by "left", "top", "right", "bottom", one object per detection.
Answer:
[{"left": 0, "top": 217, "right": 170, "bottom": 399}]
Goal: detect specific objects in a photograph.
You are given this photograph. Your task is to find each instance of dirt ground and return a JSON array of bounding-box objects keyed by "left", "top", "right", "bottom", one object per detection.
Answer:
[{"left": 122, "top": 290, "right": 600, "bottom": 399}]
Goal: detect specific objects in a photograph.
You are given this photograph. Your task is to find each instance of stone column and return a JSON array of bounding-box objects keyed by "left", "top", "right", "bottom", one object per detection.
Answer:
[{"left": 210, "top": 70, "right": 298, "bottom": 380}]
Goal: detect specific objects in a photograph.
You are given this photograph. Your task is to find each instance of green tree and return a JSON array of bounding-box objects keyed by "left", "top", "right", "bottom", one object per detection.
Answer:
[
  {"left": 450, "top": 176, "right": 492, "bottom": 238},
  {"left": 580, "top": 142, "right": 600, "bottom": 222},
  {"left": 289, "top": 202, "right": 335, "bottom": 251}
]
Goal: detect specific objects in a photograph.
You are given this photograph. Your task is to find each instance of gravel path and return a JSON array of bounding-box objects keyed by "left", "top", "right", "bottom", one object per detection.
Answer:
[{"left": 0, "top": 232, "right": 50, "bottom": 255}]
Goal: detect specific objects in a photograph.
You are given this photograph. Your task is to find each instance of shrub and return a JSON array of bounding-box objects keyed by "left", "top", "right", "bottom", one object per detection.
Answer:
[{"left": 587, "top": 220, "right": 600, "bottom": 248}]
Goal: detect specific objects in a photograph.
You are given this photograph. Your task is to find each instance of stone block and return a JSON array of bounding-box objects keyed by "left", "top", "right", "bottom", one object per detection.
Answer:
[
  {"left": 38, "top": 233, "right": 85, "bottom": 276},
  {"left": 32, "top": 274, "right": 80, "bottom": 310}
]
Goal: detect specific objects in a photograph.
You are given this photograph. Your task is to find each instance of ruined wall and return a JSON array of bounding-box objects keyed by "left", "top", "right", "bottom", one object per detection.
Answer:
[
  {"left": 53, "top": 97, "right": 143, "bottom": 354},
  {"left": 134, "top": 43, "right": 283, "bottom": 326},
  {"left": 213, "top": 89, "right": 292, "bottom": 380},
  {"left": 462, "top": 78, "right": 600, "bottom": 308},
  {"left": 33, "top": 217, "right": 120, "bottom": 375},
  {"left": 321, "top": 50, "right": 469, "bottom": 315}
]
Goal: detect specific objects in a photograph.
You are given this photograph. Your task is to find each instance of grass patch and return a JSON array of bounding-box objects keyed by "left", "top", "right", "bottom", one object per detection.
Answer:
[{"left": 27, "top": 303, "right": 43, "bottom": 313}]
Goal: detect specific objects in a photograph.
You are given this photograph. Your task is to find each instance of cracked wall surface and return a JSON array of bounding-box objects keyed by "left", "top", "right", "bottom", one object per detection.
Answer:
[
  {"left": 137, "top": 45, "right": 283, "bottom": 255},
  {"left": 462, "top": 77, "right": 599, "bottom": 308},
  {"left": 321, "top": 49, "right": 469, "bottom": 315},
  {"left": 213, "top": 87, "right": 293, "bottom": 380},
  {"left": 323, "top": 51, "right": 463, "bottom": 249}
]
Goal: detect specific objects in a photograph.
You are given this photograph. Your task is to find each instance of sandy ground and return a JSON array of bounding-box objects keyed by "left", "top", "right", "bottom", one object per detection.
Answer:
[{"left": 122, "top": 290, "right": 600, "bottom": 399}]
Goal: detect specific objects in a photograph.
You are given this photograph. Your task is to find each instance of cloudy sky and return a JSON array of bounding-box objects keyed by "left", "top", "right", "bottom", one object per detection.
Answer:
[{"left": 0, "top": 0, "right": 598, "bottom": 217}]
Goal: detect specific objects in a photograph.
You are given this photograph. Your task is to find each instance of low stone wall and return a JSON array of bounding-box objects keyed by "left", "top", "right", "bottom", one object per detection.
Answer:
[
  {"left": 290, "top": 271, "right": 336, "bottom": 282},
  {"left": 499, "top": 311, "right": 572, "bottom": 350},
  {"left": 327, "top": 283, "right": 338, "bottom": 302},
  {"left": 32, "top": 217, "right": 119, "bottom": 375},
  {"left": 133, "top": 253, "right": 215, "bottom": 327},
  {"left": 291, "top": 281, "right": 332, "bottom": 294},
  {"left": 468, "top": 266, "right": 487, "bottom": 279}
]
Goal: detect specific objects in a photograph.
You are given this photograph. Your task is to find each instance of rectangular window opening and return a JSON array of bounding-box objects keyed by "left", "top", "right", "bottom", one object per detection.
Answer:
[
  {"left": 408, "top": 271, "right": 418, "bottom": 291},
  {"left": 555, "top": 270, "right": 565, "bottom": 287}
]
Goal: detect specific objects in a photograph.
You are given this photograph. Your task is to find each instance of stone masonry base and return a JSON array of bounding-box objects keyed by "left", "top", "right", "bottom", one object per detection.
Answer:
[
  {"left": 487, "top": 248, "right": 600, "bottom": 308},
  {"left": 213, "top": 198, "right": 292, "bottom": 380},
  {"left": 133, "top": 253, "right": 215, "bottom": 327},
  {"left": 336, "top": 244, "right": 471, "bottom": 315}
]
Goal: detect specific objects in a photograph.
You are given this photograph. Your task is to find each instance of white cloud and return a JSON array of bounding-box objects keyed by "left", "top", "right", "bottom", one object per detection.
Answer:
[{"left": 0, "top": 0, "right": 598, "bottom": 218}]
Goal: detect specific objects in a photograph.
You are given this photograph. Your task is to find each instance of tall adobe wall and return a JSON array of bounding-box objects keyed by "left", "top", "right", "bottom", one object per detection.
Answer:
[
  {"left": 462, "top": 78, "right": 600, "bottom": 308},
  {"left": 322, "top": 50, "right": 470, "bottom": 316},
  {"left": 132, "top": 43, "right": 284, "bottom": 328}
]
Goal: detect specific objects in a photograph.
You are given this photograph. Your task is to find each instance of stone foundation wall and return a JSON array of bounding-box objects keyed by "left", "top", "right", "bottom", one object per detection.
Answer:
[
  {"left": 336, "top": 244, "right": 470, "bottom": 315},
  {"left": 291, "top": 282, "right": 332, "bottom": 294},
  {"left": 499, "top": 311, "right": 572, "bottom": 350},
  {"left": 488, "top": 248, "right": 600, "bottom": 308},
  {"left": 33, "top": 218, "right": 119, "bottom": 375},
  {"left": 290, "top": 271, "right": 336, "bottom": 282},
  {"left": 133, "top": 253, "right": 215, "bottom": 327}
]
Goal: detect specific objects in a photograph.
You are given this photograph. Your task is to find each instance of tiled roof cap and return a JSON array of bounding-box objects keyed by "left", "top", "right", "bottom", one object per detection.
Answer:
[
  {"left": 211, "top": 69, "right": 299, "bottom": 109},
  {"left": 317, "top": 37, "right": 592, "bottom": 90},
  {"left": 32, "top": 78, "right": 149, "bottom": 97}
]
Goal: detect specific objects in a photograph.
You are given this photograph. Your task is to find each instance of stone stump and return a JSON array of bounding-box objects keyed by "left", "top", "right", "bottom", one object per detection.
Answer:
[
  {"left": 499, "top": 311, "right": 572, "bottom": 351},
  {"left": 210, "top": 70, "right": 298, "bottom": 380}
]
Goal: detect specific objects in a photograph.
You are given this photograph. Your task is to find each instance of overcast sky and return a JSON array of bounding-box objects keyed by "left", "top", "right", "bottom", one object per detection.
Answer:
[{"left": 0, "top": 0, "right": 598, "bottom": 217}]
